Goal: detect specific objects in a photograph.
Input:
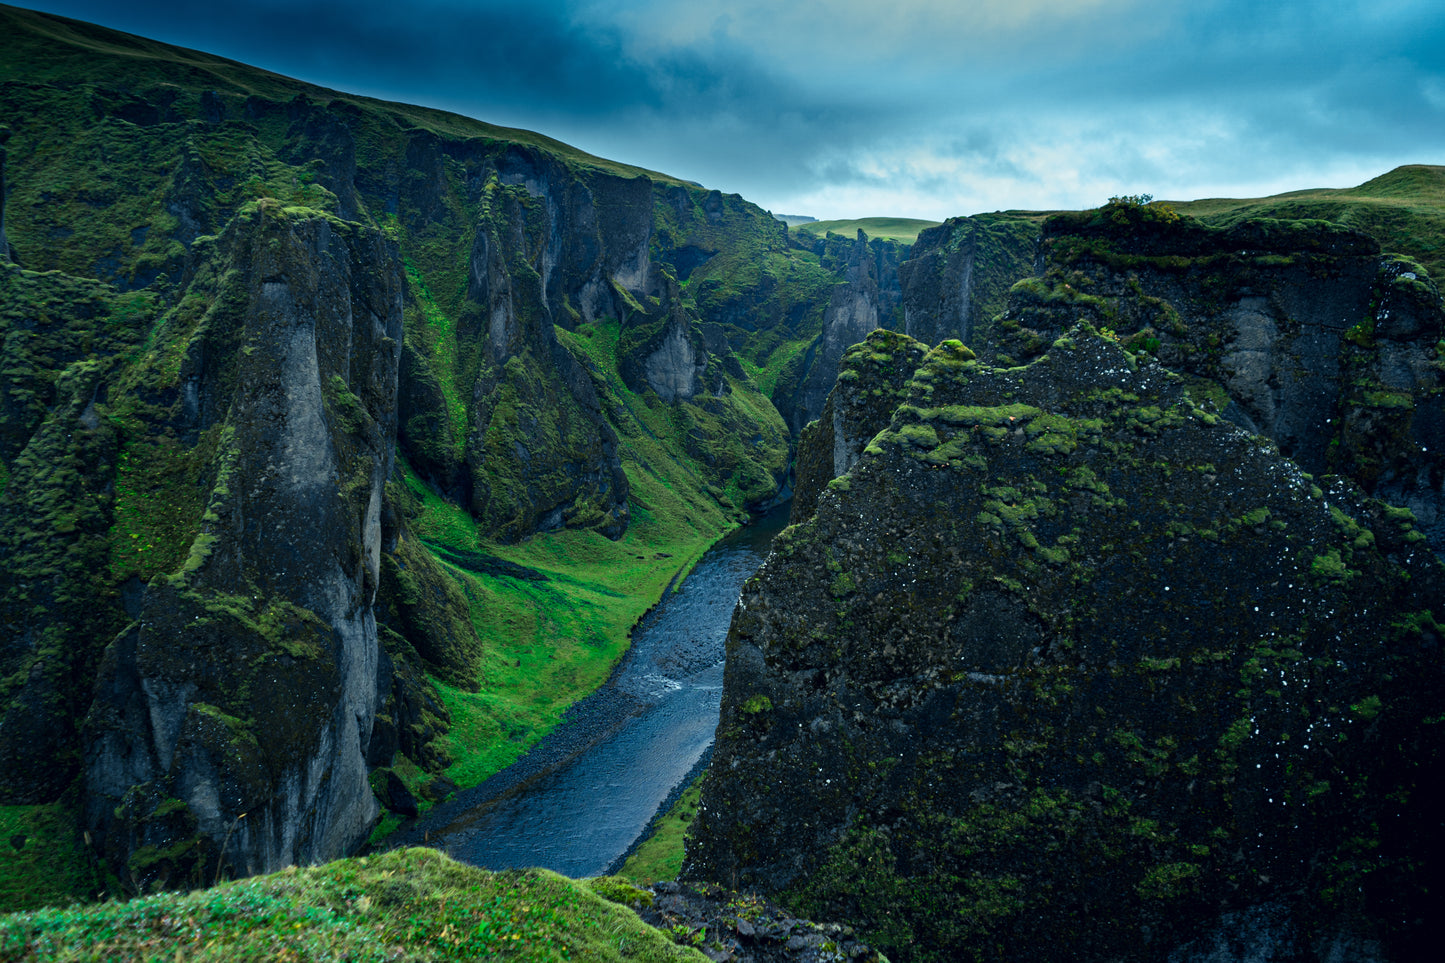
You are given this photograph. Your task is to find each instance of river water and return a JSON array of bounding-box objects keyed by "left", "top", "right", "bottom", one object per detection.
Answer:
[{"left": 408, "top": 506, "right": 789, "bottom": 878}]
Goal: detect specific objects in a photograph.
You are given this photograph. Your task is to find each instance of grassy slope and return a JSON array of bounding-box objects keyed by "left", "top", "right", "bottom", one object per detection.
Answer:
[
  {"left": 1169, "top": 165, "right": 1445, "bottom": 281},
  {"left": 0, "top": 848, "right": 705, "bottom": 962},
  {"left": 796, "top": 217, "right": 941, "bottom": 244},
  {"left": 619, "top": 775, "right": 706, "bottom": 886},
  {"left": 0, "top": 4, "right": 682, "bottom": 187}
]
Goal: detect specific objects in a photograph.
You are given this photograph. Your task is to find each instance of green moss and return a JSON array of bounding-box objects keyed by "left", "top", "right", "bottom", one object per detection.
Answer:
[
  {"left": 0, "top": 847, "right": 703, "bottom": 962},
  {"left": 1350, "top": 695, "right": 1383, "bottom": 721},
  {"left": 1135, "top": 861, "right": 1201, "bottom": 900},
  {"left": 0, "top": 804, "right": 100, "bottom": 912}
]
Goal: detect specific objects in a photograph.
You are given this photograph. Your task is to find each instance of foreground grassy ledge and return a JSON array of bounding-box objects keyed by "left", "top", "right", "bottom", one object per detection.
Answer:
[{"left": 0, "top": 848, "right": 704, "bottom": 962}]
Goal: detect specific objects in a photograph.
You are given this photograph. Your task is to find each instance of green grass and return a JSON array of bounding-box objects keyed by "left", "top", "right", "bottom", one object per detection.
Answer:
[
  {"left": 795, "top": 217, "right": 942, "bottom": 244},
  {"left": 0, "top": 805, "right": 100, "bottom": 913},
  {"left": 0, "top": 848, "right": 705, "bottom": 962},
  {"left": 391, "top": 315, "right": 790, "bottom": 799},
  {"left": 0, "top": 6, "right": 693, "bottom": 190},
  {"left": 393, "top": 308, "right": 754, "bottom": 792},
  {"left": 618, "top": 774, "right": 706, "bottom": 886},
  {"left": 402, "top": 258, "right": 470, "bottom": 458},
  {"left": 1170, "top": 165, "right": 1445, "bottom": 281}
]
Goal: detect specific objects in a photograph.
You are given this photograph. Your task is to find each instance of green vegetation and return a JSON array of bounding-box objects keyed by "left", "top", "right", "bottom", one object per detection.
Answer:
[
  {"left": 0, "top": 2, "right": 813, "bottom": 887},
  {"left": 618, "top": 775, "right": 707, "bottom": 886},
  {"left": 795, "top": 217, "right": 941, "bottom": 245},
  {"left": 1170, "top": 164, "right": 1445, "bottom": 282},
  {"left": 0, "top": 6, "right": 689, "bottom": 189},
  {"left": 0, "top": 848, "right": 704, "bottom": 962},
  {"left": 389, "top": 308, "right": 788, "bottom": 797},
  {"left": 0, "top": 805, "right": 99, "bottom": 912}
]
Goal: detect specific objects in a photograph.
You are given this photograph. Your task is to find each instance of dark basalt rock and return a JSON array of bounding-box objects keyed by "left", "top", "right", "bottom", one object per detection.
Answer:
[
  {"left": 951, "top": 204, "right": 1445, "bottom": 555},
  {"left": 687, "top": 328, "right": 1445, "bottom": 962},
  {"left": 898, "top": 205, "right": 1445, "bottom": 556},
  {"left": 81, "top": 203, "right": 404, "bottom": 888},
  {"left": 791, "top": 329, "right": 930, "bottom": 525},
  {"left": 782, "top": 231, "right": 900, "bottom": 435},
  {"left": 594, "top": 877, "right": 885, "bottom": 963}
]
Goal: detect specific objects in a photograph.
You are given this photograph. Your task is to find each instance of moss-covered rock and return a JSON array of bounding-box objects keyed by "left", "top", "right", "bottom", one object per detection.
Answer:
[
  {"left": 687, "top": 327, "right": 1445, "bottom": 962},
  {"left": 0, "top": 4, "right": 859, "bottom": 894},
  {"left": 988, "top": 204, "right": 1445, "bottom": 553},
  {"left": 80, "top": 202, "right": 404, "bottom": 888},
  {"left": 790, "top": 328, "right": 931, "bottom": 524}
]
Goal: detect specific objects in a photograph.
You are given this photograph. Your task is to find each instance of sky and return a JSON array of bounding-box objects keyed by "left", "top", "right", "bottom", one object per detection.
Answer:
[{"left": 14, "top": 0, "right": 1445, "bottom": 221}]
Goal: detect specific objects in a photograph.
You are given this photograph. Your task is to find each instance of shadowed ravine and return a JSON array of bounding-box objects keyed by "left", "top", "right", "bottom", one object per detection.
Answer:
[{"left": 388, "top": 506, "right": 790, "bottom": 877}]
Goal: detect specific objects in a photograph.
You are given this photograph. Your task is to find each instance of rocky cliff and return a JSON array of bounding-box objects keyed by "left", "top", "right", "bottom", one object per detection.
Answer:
[
  {"left": 0, "top": 5, "right": 860, "bottom": 890},
  {"left": 82, "top": 203, "right": 402, "bottom": 884},
  {"left": 781, "top": 229, "right": 909, "bottom": 435},
  {"left": 688, "top": 325, "right": 1444, "bottom": 961},
  {"left": 897, "top": 212, "right": 1043, "bottom": 351},
  {"left": 898, "top": 200, "right": 1445, "bottom": 554},
  {"left": 692, "top": 198, "right": 1445, "bottom": 960}
]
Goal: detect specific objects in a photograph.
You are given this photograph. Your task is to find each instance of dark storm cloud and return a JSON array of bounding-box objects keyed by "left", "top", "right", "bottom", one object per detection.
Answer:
[
  {"left": 14, "top": 0, "right": 1445, "bottom": 217},
  {"left": 23, "top": 0, "right": 662, "bottom": 114}
]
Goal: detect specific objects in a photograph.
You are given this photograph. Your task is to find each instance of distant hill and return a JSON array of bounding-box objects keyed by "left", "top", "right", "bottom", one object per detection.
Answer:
[
  {"left": 1170, "top": 165, "right": 1445, "bottom": 282},
  {"left": 795, "top": 216, "right": 942, "bottom": 245},
  {"left": 775, "top": 213, "right": 817, "bottom": 226}
]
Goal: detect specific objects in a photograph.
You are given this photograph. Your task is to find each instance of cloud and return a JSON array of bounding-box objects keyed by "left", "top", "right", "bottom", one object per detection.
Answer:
[{"left": 18, "top": 0, "right": 1445, "bottom": 219}]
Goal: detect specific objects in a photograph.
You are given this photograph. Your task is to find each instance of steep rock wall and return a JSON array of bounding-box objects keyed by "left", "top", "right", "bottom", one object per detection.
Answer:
[
  {"left": 994, "top": 205, "right": 1445, "bottom": 552},
  {"left": 897, "top": 213, "right": 1042, "bottom": 352},
  {"left": 781, "top": 230, "right": 904, "bottom": 435},
  {"left": 82, "top": 203, "right": 404, "bottom": 886},
  {"left": 790, "top": 330, "right": 928, "bottom": 525},
  {"left": 688, "top": 330, "right": 1444, "bottom": 962}
]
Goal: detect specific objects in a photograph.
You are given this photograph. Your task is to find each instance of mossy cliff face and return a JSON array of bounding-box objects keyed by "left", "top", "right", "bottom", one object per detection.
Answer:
[
  {"left": 897, "top": 213, "right": 1045, "bottom": 350},
  {"left": 0, "top": 5, "right": 844, "bottom": 890},
  {"left": 989, "top": 202, "right": 1445, "bottom": 553},
  {"left": 781, "top": 229, "right": 909, "bottom": 435},
  {"left": 791, "top": 329, "right": 929, "bottom": 524},
  {"left": 899, "top": 204, "right": 1445, "bottom": 556},
  {"left": 80, "top": 202, "right": 404, "bottom": 887},
  {"left": 686, "top": 329, "right": 1445, "bottom": 961},
  {"left": 0, "top": 266, "right": 153, "bottom": 806}
]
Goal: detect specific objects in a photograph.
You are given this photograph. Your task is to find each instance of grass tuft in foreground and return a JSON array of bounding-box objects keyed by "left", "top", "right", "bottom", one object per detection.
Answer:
[{"left": 0, "top": 848, "right": 705, "bottom": 962}]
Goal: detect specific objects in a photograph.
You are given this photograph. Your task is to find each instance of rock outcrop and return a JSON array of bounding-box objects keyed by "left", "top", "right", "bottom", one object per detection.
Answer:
[
  {"left": 897, "top": 213, "right": 1042, "bottom": 350},
  {"left": 905, "top": 202, "right": 1445, "bottom": 554},
  {"left": 688, "top": 328, "right": 1444, "bottom": 961},
  {"left": 790, "top": 330, "right": 928, "bottom": 525},
  {"left": 782, "top": 231, "right": 904, "bottom": 434},
  {"left": 82, "top": 203, "right": 403, "bottom": 885}
]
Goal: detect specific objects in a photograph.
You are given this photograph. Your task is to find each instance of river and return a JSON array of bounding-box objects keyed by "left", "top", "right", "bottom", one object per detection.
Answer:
[{"left": 394, "top": 506, "right": 789, "bottom": 878}]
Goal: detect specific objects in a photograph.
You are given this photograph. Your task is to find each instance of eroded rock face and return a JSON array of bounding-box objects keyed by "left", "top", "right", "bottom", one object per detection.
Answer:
[
  {"left": 897, "top": 213, "right": 1042, "bottom": 352},
  {"left": 791, "top": 330, "right": 929, "bottom": 525},
  {"left": 643, "top": 308, "right": 708, "bottom": 403},
  {"left": 453, "top": 172, "right": 632, "bottom": 542},
  {"left": 84, "top": 203, "right": 403, "bottom": 886},
  {"left": 789, "top": 232, "right": 887, "bottom": 434},
  {"left": 987, "top": 206, "right": 1445, "bottom": 554},
  {"left": 687, "top": 329, "right": 1444, "bottom": 962}
]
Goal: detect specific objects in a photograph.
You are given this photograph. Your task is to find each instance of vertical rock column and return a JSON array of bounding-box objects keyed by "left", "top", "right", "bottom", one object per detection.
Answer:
[{"left": 85, "top": 202, "right": 405, "bottom": 886}]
